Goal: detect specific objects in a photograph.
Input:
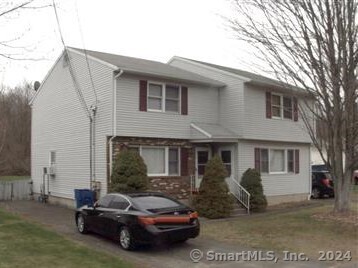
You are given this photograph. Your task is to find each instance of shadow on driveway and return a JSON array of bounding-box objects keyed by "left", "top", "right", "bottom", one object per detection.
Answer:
[{"left": 0, "top": 200, "right": 354, "bottom": 268}]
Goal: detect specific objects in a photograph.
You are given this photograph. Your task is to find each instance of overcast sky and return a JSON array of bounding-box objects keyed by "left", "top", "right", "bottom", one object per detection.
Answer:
[{"left": 1, "top": 0, "right": 262, "bottom": 88}]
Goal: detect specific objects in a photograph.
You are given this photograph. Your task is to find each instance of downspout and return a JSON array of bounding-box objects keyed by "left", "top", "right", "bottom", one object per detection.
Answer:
[
  {"left": 109, "top": 70, "right": 124, "bottom": 180},
  {"left": 308, "top": 146, "right": 312, "bottom": 200}
]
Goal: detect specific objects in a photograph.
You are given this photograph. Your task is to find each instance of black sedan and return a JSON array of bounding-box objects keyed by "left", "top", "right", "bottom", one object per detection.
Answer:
[{"left": 75, "top": 192, "right": 200, "bottom": 250}]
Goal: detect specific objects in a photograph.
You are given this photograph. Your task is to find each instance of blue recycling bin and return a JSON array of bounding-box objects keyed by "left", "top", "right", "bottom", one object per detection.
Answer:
[{"left": 74, "top": 189, "right": 95, "bottom": 208}]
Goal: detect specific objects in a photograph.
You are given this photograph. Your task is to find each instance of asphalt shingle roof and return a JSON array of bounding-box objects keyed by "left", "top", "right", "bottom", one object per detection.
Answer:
[
  {"left": 176, "top": 57, "right": 302, "bottom": 91},
  {"left": 68, "top": 47, "right": 225, "bottom": 87},
  {"left": 190, "top": 122, "right": 238, "bottom": 140}
]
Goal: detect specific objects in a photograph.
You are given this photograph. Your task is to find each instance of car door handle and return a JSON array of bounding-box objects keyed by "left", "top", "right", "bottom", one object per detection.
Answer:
[{"left": 98, "top": 213, "right": 104, "bottom": 216}]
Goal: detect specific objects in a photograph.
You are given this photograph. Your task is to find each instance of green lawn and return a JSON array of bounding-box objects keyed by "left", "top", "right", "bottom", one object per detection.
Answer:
[
  {"left": 0, "top": 209, "right": 132, "bottom": 268},
  {"left": 0, "top": 176, "right": 30, "bottom": 181},
  {"left": 202, "top": 189, "right": 358, "bottom": 260}
]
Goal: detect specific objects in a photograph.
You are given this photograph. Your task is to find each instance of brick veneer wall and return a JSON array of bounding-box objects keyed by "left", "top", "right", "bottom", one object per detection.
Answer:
[{"left": 110, "top": 136, "right": 195, "bottom": 200}]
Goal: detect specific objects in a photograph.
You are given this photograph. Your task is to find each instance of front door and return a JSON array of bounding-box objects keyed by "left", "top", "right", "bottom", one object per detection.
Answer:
[
  {"left": 195, "top": 147, "right": 211, "bottom": 189},
  {"left": 219, "top": 146, "right": 234, "bottom": 192}
]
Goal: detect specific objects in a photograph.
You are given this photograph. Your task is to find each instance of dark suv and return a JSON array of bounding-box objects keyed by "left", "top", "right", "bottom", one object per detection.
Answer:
[{"left": 311, "top": 171, "right": 334, "bottom": 199}]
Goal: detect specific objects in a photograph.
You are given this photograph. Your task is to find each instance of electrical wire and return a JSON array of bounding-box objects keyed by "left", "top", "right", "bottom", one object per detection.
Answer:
[
  {"left": 52, "top": 0, "right": 94, "bottom": 189},
  {"left": 52, "top": 0, "right": 91, "bottom": 119},
  {"left": 75, "top": 0, "right": 98, "bottom": 106}
]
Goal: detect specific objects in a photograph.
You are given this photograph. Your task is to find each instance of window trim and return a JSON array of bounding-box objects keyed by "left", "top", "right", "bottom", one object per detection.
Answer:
[
  {"left": 147, "top": 81, "right": 181, "bottom": 113},
  {"left": 168, "top": 147, "right": 180, "bottom": 176},
  {"left": 271, "top": 93, "right": 283, "bottom": 119},
  {"left": 258, "top": 148, "right": 298, "bottom": 175},
  {"left": 287, "top": 149, "right": 295, "bottom": 173},
  {"left": 269, "top": 149, "right": 286, "bottom": 174},
  {"left": 283, "top": 96, "right": 293, "bottom": 120},
  {"left": 271, "top": 93, "right": 294, "bottom": 121},
  {"left": 138, "top": 146, "right": 180, "bottom": 177},
  {"left": 49, "top": 151, "right": 56, "bottom": 165},
  {"left": 147, "top": 82, "right": 164, "bottom": 112}
]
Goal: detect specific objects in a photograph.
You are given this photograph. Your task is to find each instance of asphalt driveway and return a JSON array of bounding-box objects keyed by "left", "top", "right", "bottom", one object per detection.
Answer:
[{"left": 0, "top": 200, "right": 354, "bottom": 268}]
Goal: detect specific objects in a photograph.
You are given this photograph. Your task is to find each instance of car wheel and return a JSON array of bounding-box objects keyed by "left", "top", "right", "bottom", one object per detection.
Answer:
[
  {"left": 119, "top": 226, "right": 136, "bottom": 250},
  {"left": 312, "top": 188, "right": 321, "bottom": 199},
  {"left": 77, "top": 214, "right": 88, "bottom": 234}
]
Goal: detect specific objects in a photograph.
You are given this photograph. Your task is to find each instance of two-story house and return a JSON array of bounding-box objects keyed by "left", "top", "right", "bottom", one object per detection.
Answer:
[{"left": 31, "top": 47, "right": 312, "bottom": 208}]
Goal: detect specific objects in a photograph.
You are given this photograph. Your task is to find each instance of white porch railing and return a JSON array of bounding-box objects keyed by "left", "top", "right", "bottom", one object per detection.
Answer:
[
  {"left": 190, "top": 175, "right": 250, "bottom": 215},
  {"left": 229, "top": 177, "right": 251, "bottom": 215}
]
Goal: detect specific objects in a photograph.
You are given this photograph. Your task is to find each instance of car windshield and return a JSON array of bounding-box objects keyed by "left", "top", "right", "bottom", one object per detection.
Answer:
[{"left": 132, "top": 196, "right": 182, "bottom": 211}]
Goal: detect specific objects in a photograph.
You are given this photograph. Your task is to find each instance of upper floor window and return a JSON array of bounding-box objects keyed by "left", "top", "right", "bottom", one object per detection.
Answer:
[
  {"left": 271, "top": 94, "right": 293, "bottom": 120},
  {"left": 148, "top": 83, "right": 163, "bottom": 111},
  {"left": 283, "top": 97, "right": 293, "bottom": 119},
  {"left": 147, "top": 82, "right": 180, "bottom": 113},
  {"left": 266, "top": 92, "right": 298, "bottom": 121},
  {"left": 271, "top": 94, "right": 282, "bottom": 118},
  {"left": 165, "top": 85, "right": 180, "bottom": 112},
  {"left": 139, "top": 80, "right": 188, "bottom": 115}
]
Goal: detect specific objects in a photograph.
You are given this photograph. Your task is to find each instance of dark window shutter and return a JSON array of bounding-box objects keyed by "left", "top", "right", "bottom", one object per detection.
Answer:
[
  {"left": 181, "top": 86, "right": 188, "bottom": 115},
  {"left": 295, "top": 149, "right": 300, "bottom": 174},
  {"left": 181, "top": 148, "right": 189, "bottom": 176},
  {"left": 139, "top": 80, "right": 147, "bottom": 111},
  {"left": 293, "top": 97, "right": 298, "bottom": 121},
  {"left": 254, "top": 148, "right": 261, "bottom": 171},
  {"left": 266, "top": 92, "right": 272, "bottom": 118}
]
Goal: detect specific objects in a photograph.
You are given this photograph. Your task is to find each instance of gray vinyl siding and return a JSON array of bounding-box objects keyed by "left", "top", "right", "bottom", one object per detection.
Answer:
[
  {"left": 243, "top": 84, "right": 311, "bottom": 143},
  {"left": 169, "top": 59, "right": 245, "bottom": 136},
  {"left": 237, "top": 140, "right": 310, "bottom": 196},
  {"left": 116, "top": 75, "right": 219, "bottom": 139},
  {"left": 31, "top": 50, "right": 113, "bottom": 200}
]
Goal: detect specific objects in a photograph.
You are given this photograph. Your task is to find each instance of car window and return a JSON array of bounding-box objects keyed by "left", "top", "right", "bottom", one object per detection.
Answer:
[
  {"left": 324, "top": 172, "right": 332, "bottom": 180},
  {"left": 132, "top": 196, "right": 182, "bottom": 210},
  {"left": 97, "top": 195, "right": 113, "bottom": 208},
  {"left": 109, "top": 196, "right": 130, "bottom": 210}
]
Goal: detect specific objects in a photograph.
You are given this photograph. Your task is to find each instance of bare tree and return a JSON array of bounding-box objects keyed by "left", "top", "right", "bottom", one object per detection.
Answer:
[
  {"left": 0, "top": 0, "right": 51, "bottom": 60},
  {"left": 0, "top": 82, "right": 32, "bottom": 175},
  {"left": 228, "top": 0, "right": 357, "bottom": 213}
]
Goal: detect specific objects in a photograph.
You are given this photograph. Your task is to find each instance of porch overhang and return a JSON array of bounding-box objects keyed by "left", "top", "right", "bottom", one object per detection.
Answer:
[{"left": 190, "top": 123, "right": 238, "bottom": 143}]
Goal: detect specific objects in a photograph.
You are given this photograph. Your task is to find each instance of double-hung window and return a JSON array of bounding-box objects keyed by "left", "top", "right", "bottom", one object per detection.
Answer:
[
  {"left": 165, "top": 85, "right": 180, "bottom": 112},
  {"left": 139, "top": 146, "right": 179, "bottom": 176},
  {"left": 270, "top": 94, "right": 294, "bottom": 120},
  {"left": 148, "top": 83, "right": 163, "bottom": 111},
  {"left": 283, "top": 96, "right": 293, "bottom": 119},
  {"left": 260, "top": 149, "right": 269, "bottom": 173},
  {"left": 147, "top": 82, "right": 180, "bottom": 113},
  {"left": 271, "top": 94, "right": 282, "bottom": 118},
  {"left": 256, "top": 148, "right": 299, "bottom": 174},
  {"left": 269, "top": 149, "right": 285, "bottom": 173},
  {"left": 287, "top": 149, "right": 295, "bottom": 173},
  {"left": 141, "top": 147, "right": 166, "bottom": 175}
]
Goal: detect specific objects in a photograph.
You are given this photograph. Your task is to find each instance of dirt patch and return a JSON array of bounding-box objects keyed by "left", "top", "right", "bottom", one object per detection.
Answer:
[
  {"left": 266, "top": 200, "right": 314, "bottom": 211},
  {"left": 312, "top": 211, "right": 358, "bottom": 226}
]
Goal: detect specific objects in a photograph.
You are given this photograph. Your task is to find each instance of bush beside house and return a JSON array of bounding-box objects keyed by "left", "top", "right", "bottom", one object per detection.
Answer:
[
  {"left": 193, "top": 155, "right": 234, "bottom": 218},
  {"left": 110, "top": 149, "right": 148, "bottom": 193},
  {"left": 241, "top": 168, "right": 267, "bottom": 212}
]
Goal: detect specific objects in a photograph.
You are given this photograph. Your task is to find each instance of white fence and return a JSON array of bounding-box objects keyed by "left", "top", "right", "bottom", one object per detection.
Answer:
[{"left": 0, "top": 179, "right": 32, "bottom": 201}]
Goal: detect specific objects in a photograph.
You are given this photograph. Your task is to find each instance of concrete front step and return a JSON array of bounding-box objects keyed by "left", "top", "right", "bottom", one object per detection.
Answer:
[{"left": 231, "top": 202, "right": 249, "bottom": 216}]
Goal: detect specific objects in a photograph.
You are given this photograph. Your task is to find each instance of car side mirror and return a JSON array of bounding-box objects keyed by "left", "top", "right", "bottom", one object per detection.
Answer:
[{"left": 93, "top": 202, "right": 99, "bottom": 208}]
